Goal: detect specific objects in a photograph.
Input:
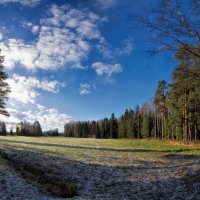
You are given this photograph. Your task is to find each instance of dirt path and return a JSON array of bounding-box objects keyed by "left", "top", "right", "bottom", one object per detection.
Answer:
[{"left": 0, "top": 145, "right": 200, "bottom": 200}]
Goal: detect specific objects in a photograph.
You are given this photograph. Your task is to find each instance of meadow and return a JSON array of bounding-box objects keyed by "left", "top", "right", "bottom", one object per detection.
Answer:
[{"left": 0, "top": 136, "right": 200, "bottom": 199}]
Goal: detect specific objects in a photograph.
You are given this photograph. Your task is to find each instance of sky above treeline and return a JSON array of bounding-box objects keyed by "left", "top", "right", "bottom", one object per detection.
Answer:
[{"left": 0, "top": 0, "right": 174, "bottom": 131}]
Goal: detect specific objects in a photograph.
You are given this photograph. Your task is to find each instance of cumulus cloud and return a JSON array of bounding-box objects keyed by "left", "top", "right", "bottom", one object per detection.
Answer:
[
  {"left": 7, "top": 74, "right": 66, "bottom": 104},
  {"left": 79, "top": 83, "right": 92, "bottom": 95},
  {"left": 2, "top": 74, "right": 69, "bottom": 131},
  {"left": 0, "top": 4, "right": 106, "bottom": 70},
  {"left": 35, "top": 105, "right": 72, "bottom": 131},
  {"left": 92, "top": 62, "right": 122, "bottom": 77},
  {"left": 1, "top": 39, "right": 39, "bottom": 70},
  {"left": 1, "top": 104, "right": 72, "bottom": 132},
  {"left": 0, "top": 0, "right": 41, "bottom": 7}
]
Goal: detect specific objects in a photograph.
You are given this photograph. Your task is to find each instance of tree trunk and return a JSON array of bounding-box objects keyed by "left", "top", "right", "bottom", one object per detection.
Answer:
[
  {"left": 183, "top": 98, "right": 189, "bottom": 144},
  {"left": 162, "top": 112, "right": 164, "bottom": 140},
  {"left": 195, "top": 124, "right": 197, "bottom": 141},
  {"left": 137, "top": 113, "right": 140, "bottom": 139}
]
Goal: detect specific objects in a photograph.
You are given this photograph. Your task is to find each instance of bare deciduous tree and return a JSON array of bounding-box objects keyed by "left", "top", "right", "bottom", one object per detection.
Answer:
[{"left": 129, "top": 0, "right": 200, "bottom": 78}]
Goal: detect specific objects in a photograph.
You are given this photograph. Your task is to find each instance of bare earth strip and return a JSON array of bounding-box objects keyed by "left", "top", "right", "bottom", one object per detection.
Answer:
[
  {"left": 0, "top": 157, "right": 62, "bottom": 200},
  {"left": 0, "top": 138, "right": 200, "bottom": 199}
]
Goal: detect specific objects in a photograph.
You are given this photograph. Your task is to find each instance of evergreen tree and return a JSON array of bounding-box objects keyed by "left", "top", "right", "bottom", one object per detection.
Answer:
[
  {"left": 0, "top": 50, "right": 10, "bottom": 116},
  {"left": 141, "top": 103, "right": 150, "bottom": 138},
  {"left": 0, "top": 122, "right": 6, "bottom": 135},
  {"left": 134, "top": 105, "right": 141, "bottom": 138},
  {"left": 153, "top": 80, "right": 168, "bottom": 139},
  {"left": 33, "top": 121, "right": 42, "bottom": 136},
  {"left": 118, "top": 115, "right": 127, "bottom": 138},
  {"left": 109, "top": 113, "right": 118, "bottom": 138}
]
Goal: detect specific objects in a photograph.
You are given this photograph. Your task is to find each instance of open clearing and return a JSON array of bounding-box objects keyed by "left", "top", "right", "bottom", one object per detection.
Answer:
[{"left": 0, "top": 136, "right": 200, "bottom": 199}]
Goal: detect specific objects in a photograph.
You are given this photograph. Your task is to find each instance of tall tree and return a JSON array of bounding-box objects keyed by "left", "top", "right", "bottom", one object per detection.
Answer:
[
  {"left": 0, "top": 50, "right": 10, "bottom": 116},
  {"left": 0, "top": 122, "right": 6, "bottom": 135},
  {"left": 134, "top": 105, "right": 141, "bottom": 139},
  {"left": 153, "top": 80, "right": 168, "bottom": 139},
  {"left": 109, "top": 113, "right": 118, "bottom": 138},
  {"left": 141, "top": 103, "right": 149, "bottom": 138},
  {"left": 33, "top": 121, "right": 42, "bottom": 136},
  {"left": 167, "top": 47, "right": 193, "bottom": 143}
]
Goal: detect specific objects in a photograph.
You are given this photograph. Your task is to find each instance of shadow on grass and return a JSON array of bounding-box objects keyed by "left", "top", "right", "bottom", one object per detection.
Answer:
[
  {"left": 0, "top": 145, "right": 200, "bottom": 199},
  {"left": 0, "top": 139, "right": 198, "bottom": 154},
  {"left": 163, "top": 154, "right": 200, "bottom": 160}
]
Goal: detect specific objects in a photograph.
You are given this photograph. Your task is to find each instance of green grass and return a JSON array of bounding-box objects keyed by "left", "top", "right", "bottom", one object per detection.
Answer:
[
  {"left": 0, "top": 136, "right": 199, "bottom": 151},
  {"left": 0, "top": 136, "right": 199, "bottom": 166}
]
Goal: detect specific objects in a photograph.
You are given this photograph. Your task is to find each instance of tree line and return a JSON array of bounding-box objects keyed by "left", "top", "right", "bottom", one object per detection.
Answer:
[
  {"left": 0, "top": 120, "right": 60, "bottom": 137},
  {"left": 64, "top": 46, "right": 200, "bottom": 143}
]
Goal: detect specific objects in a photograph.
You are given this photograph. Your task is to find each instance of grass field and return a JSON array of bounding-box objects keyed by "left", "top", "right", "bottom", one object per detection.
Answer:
[{"left": 0, "top": 136, "right": 200, "bottom": 199}]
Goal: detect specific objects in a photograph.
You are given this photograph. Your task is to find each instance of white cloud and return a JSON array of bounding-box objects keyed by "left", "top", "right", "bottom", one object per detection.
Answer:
[
  {"left": 96, "top": 38, "right": 133, "bottom": 58},
  {"left": 1, "top": 4, "right": 106, "bottom": 70},
  {"left": 1, "top": 39, "right": 39, "bottom": 70},
  {"left": 95, "top": 0, "right": 117, "bottom": 10},
  {"left": 7, "top": 74, "right": 66, "bottom": 104},
  {"left": 114, "top": 39, "right": 133, "bottom": 56},
  {"left": 92, "top": 62, "right": 122, "bottom": 77},
  {"left": 2, "top": 74, "right": 69, "bottom": 132},
  {"left": 35, "top": 104, "right": 72, "bottom": 131},
  {"left": 1, "top": 104, "right": 72, "bottom": 132},
  {"left": 0, "top": 0, "right": 41, "bottom": 7},
  {"left": 79, "top": 83, "right": 92, "bottom": 95},
  {"left": 31, "top": 25, "right": 39, "bottom": 34}
]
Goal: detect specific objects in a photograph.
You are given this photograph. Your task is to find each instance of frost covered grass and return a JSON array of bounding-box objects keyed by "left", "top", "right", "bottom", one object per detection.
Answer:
[{"left": 0, "top": 136, "right": 200, "bottom": 199}]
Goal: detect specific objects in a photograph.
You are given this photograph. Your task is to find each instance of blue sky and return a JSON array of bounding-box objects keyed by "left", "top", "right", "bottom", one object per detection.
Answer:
[{"left": 0, "top": 0, "right": 174, "bottom": 131}]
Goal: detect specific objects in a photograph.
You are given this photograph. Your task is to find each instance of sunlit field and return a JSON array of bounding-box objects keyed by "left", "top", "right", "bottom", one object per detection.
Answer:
[
  {"left": 1, "top": 136, "right": 200, "bottom": 153},
  {"left": 0, "top": 136, "right": 200, "bottom": 199}
]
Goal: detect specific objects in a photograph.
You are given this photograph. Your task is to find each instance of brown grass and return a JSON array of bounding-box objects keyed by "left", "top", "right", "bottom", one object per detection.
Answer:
[{"left": 0, "top": 149, "right": 76, "bottom": 198}]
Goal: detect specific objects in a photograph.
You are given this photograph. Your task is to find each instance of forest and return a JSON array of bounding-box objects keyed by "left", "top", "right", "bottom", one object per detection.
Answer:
[{"left": 64, "top": 46, "right": 200, "bottom": 143}]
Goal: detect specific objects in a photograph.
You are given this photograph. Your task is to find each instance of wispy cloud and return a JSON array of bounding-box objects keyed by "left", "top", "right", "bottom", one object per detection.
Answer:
[
  {"left": 92, "top": 62, "right": 123, "bottom": 78},
  {"left": 95, "top": 0, "right": 117, "bottom": 10},
  {"left": 79, "top": 83, "right": 93, "bottom": 95},
  {"left": 96, "top": 38, "right": 133, "bottom": 58},
  {"left": 114, "top": 38, "right": 133, "bottom": 56},
  {"left": 0, "top": 0, "right": 41, "bottom": 7}
]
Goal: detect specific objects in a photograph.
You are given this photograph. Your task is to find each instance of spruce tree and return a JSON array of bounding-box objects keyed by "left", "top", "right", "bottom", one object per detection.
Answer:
[{"left": 0, "top": 50, "right": 10, "bottom": 116}]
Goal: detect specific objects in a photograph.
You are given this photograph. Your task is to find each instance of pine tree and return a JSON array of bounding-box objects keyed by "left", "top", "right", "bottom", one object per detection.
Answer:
[
  {"left": 118, "top": 115, "right": 127, "bottom": 138},
  {"left": 134, "top": 105, "right": 141, "bottom": 139},
  {"left": 0, "top": 50, "right": 10, "bottom": 116},
  {"left": 0, "top": 122, "right": 6, "bottom": 135},
  {"left": 110, "top": 113, "right": 118, "bottom": 138},
  {"left": 153, "top": 80, "right": 168, "bottom": 139},
  {"left": 141, "top": 103, "right": 149, "bottom": 138}
]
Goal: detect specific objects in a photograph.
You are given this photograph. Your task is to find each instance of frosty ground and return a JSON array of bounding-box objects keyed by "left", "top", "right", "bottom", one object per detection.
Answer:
[{"left": 0, "top": 137, "right": 200, "bottom": 200}]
